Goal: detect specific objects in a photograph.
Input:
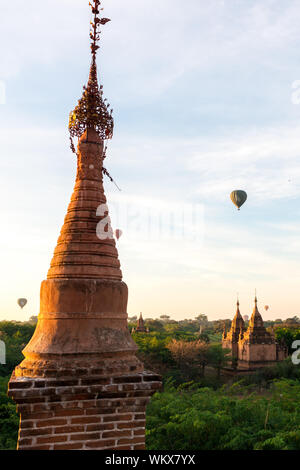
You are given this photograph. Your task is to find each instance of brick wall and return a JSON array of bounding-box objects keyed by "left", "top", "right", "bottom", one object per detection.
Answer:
[{"left": 8, "top": 372, "right": 161, "bottom": 450}]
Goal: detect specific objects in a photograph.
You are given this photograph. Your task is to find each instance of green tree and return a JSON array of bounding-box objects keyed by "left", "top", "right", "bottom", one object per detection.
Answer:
[{"left": 207, "top": 344, "right": 231, "bottom": 379}]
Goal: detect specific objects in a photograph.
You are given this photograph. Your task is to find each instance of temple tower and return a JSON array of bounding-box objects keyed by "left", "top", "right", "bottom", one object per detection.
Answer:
[
  {"left": 223, "top": 295, "right": 288, "bottom": 371},
  {"left": 8, "top": 0, "right": 161, "bottom": 450},
  {"left": 222, "top": 299, "right": 245, "bottom": 362},
  {"left": 238, "top": 296, "right": 278, "bottom": 369},
  {"left": 132, "top": 313, "right": 149, "bottom": 333}
]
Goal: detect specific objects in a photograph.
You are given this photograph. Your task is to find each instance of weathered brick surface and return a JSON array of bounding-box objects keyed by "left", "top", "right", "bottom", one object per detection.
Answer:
[
  {"left": 7, "top": 111, "right": 162, "bottom": 451},
  {"left": 9, "top": 372, "right": 161, "bottom": 450}
]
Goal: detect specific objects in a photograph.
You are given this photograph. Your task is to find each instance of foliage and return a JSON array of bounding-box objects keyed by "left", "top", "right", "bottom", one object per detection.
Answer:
[
  {"left": 1, "top": 318, "right": 300, "bottom": 451},
  {"left": 275, "top": 327, "right": 300, "bottom": 354},
  {"left": 0, "top": 376, "right": 19, "bottom": 450},
  {"left": 146, "top": 379, "right": 300, "bottom": 450},
  {"left": 167, "top": 339, "right": 210, "bottom": 380},
  {"left": 0, "top": 321, "right": 36, "bottom": 377},
  {"left": 198, "top": 332, "right": 210, "bottom": 343},
  {"left": 207, "top": 344, "right": 231, "bottom": 378}
]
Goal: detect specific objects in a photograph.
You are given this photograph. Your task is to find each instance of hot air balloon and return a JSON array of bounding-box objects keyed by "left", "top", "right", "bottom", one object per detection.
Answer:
[
  {"left": 264, "top": 305, "right": 269, "bottom": 311},
  {"left": 230, "top": 190, "right": 247, "bottom": 210},
  {"left": 17, "top": 298, "right": 27, "bottom": 309},
  {"left": 115, "top": 229, "right": 123, "bottom": 240}
]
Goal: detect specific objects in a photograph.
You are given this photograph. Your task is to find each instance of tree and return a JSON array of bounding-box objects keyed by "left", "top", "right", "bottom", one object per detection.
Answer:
[
  {"left": 128, "top": 316, "right": 137, "bottom": 321},
  {"left": 146, "top": 379, "right": 300, "bottom": 450},
  {"left": 275, "top": 327, "right": 300, "bottom": 354},
  {"left": 208, "top": 344, "right": 231, "bottom": 379},
  {"left": 198, "top": 332, "right": 210, "bottom": 344},
  {"left": 285, "top": 317, "right": 300, "bottom": 325},
  {"left": 167, "top": 339, "right": 209, "bottom": 379},
  {"left": 145, "top": 320, "right": 164, "bottom": 332},
  {"left": 164, "top": 323, "right": 181, "bottom": 334},
  {"left": 213, "top": 319, "right": 231, "bottom": 333},
  {"left": 160, "top": 315, "right": 170, "bottom": 321},
  {"left": 197, "top": 342, "right": 210, "bottom": 376},
  {"left": 195, "top": 314, "right": 208, "bottom": 325}
]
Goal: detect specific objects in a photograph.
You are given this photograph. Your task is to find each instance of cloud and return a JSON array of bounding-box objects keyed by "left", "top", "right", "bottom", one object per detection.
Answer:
[
  {"left": 2, "top": 0, "right": 300, "bottom": 98},
  {"left": 2, "top": 1, "right": 300, "bottom": 320}
]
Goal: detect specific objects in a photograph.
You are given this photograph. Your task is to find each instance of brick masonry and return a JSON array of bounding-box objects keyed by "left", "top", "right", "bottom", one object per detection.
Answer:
[
  {"left": 8, "top": 64, "right": 163, "bottom": 448},
  {"left": 8, "top": 372, "right": 161, "bottom": 450}
]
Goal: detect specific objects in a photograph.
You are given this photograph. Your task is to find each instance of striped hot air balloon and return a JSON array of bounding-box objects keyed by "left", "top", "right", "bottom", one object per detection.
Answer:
[{"left": 230, "top": 190, "right": 247, "bottom": 210}]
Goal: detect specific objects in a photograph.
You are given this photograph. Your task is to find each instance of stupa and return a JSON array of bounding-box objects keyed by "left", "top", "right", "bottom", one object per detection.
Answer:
[{"left": 8, "top": 0, "right": 161, "bottom": 450}]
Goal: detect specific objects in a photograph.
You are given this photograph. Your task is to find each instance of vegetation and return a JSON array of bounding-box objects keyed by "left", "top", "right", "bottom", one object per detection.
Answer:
[
  {"left": 0, "top": 316, "right": 300, "bottom": 450},
  {"left": 274, "top": 327, "right": 300, "bottom": 354},
  {"left": 0, "top": 320, "right": 36, "bottom": 377},
  {"left": 146, "top": 378, "right": 300, "bottom": 450},
  {"left": 0, "top": 320, "right": 36, "bottom": 450},
  {"left": 0, "top": 376, "right": 18, "bottom": 450}
]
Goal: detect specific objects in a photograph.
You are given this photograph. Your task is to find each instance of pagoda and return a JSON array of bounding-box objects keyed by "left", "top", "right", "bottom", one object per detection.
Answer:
[
  {"left": 132, "top": 313, "right": 149, "bottom": 333},
  {"left": 223, "top": 296, "right": 288, "bottom": 371},
  {"left": 222, "top": 299, "right": 246, "bottom": 363},
  {"left": 8, "top": 0, "right": 161, "bottom": 450}
]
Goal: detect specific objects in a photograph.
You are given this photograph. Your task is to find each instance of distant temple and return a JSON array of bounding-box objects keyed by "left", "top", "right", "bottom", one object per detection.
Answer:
[
  {"left": 223, "top": 296, "right": 288, "bottom": 370},
  {"left": 132, "top": 313, "right": 149, "bottom": 333}
]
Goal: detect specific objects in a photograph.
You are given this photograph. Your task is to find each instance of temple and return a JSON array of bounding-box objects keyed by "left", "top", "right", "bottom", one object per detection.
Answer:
[
  {"left": 8, "top": 0, "right": 161, "bottom": 450},
  {"left": 132, "top": 313, "right": 149, "bottom": 334},
  {"left": 223, "top": 296, "right": 288, "bottom": 371}
]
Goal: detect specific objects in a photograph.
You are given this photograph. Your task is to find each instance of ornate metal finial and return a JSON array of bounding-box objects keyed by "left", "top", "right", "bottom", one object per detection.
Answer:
[{"left": 69, "top": 0, "right": 114, "bottom": 151}]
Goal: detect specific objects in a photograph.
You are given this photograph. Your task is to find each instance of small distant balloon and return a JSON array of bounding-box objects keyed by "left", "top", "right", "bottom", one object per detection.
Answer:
[
  {"left": 230, "top": 190, "right": 247, "bottom": 211},
  {"left": 17, "top": 298, "right": 27, "bottom": 309},
  {"left": 115, "top": 229, "right": 123, "bottom": 240},
  {"left": 264, "top": 305, "right": 269, "bottom": 311}
]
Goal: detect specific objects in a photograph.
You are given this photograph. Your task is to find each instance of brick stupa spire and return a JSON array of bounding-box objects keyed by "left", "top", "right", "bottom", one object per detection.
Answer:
[
  {"left": 47, "top": 127, "right": 121, "bottom": 281},
  {"left": 8, "top": 0, "right": 161, "bottom": 450}
]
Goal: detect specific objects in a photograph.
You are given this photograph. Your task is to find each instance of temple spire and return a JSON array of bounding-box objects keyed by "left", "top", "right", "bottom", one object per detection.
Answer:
[
  {"left": 236, "top": 297, "right": 241, "bottom": 316},
  {"left": 231, "top": 298, "right": 245, "bottom": 331},
  {"left": 47, "top": 1, "right": 121, "bottom": 281},
  {"left": 249, "top": 292, "right": 264, "bottom": 329},
  {"left": 69, "top": 0, "right": 113, "bottom": 152}
]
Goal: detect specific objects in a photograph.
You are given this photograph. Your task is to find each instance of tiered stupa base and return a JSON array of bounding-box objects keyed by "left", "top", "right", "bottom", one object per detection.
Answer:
[{"left": 8, "top": 279, "right": 161, "bottom": 450}]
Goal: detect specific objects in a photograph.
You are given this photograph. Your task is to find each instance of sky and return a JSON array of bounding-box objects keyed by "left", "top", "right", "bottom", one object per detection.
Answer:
[{"left": 1, "top": 0, "right": 300, "bottom": 321}]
